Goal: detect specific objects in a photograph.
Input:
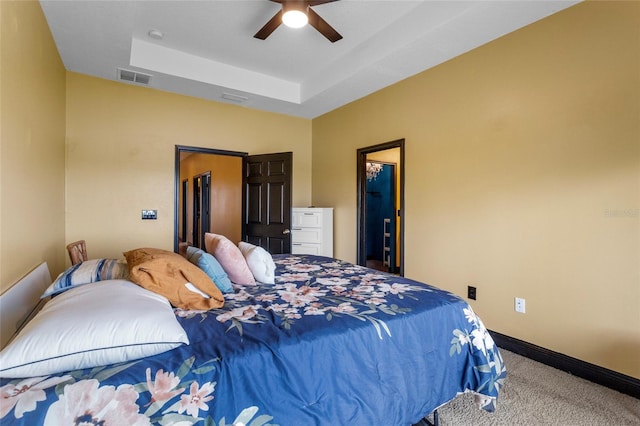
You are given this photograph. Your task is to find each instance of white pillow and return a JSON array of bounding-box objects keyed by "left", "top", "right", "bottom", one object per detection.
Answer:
[
  {"left": 0, "top": 280, "right": 188, "bottom": 378},
  {"left": 41, "top": 258, "right": 129, "bottom": 298},
  {"left": 238, "top": 242, "right": 276, "bottom": 284}
]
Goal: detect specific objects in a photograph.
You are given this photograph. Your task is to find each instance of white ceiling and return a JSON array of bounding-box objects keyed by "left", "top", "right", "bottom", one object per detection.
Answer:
[{"left": 40, "top": 0, "right": 579, "bottom": 119}]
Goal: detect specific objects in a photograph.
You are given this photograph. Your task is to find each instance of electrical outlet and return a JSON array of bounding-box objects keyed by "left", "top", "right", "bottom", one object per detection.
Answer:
[
  {"left": 467, "top": 286, "right": 476, "bottom": 300},
  {"left": 515, "top": 297, "right": 526, "bottom": 313}
]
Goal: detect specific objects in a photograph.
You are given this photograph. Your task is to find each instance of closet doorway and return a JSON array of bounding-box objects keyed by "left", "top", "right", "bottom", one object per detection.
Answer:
[{"left": 357, "top": 139, "right": 405, "bottom": 276}]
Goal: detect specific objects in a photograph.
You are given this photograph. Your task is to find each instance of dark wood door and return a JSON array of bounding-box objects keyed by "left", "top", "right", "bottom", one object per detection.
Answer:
[{"left": 242, "top": 152, "right": 292, "bottom": 254}]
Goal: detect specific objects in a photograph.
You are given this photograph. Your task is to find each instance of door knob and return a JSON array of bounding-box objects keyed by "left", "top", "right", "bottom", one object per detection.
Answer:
[{"left": 283, "top": 229, "right": 291, "bottom": 234}]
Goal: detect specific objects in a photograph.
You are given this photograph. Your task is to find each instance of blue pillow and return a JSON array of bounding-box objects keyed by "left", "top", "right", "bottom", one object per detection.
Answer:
[{"left": 186, "top": 247, "right": 234, "bottom": 293}]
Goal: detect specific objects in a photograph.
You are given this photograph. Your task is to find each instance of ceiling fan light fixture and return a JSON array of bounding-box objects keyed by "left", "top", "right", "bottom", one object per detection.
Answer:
[
  {"left": 282, "top": 9, "right": 308, "bottom": 28},
  {"left": 254, "top": 0, "right": 341, "bottom": 42}
]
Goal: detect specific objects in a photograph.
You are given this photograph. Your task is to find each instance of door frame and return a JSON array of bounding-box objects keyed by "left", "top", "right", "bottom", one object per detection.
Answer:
[
  {"left": 356, "top": 139, "right": 405, "bottom": 276},
  {"left": 180, "top": 178, "right": 188, "bottom": 243},
  {"left": 192, "top": 171, "right": 211, "bottom": 249},
  {"left": 174, "top": 145, "right": 247, "bottom": 252}
]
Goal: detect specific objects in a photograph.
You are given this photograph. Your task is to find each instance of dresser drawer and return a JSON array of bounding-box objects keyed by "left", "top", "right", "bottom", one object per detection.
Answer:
[
  {"left": 292, "top": 211, "right": 323, "bottom": 228},
  {"left": 292, "top": 228, "right": 322, "bottom": 244},
  {"left": 292, "top": 243, "right": 322, "bottom": 255}
]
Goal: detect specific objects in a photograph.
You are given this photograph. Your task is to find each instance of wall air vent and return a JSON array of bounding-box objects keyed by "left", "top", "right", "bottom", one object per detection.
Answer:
[{"left": 117, "top": 68, "right": 152, "bottom": 85}]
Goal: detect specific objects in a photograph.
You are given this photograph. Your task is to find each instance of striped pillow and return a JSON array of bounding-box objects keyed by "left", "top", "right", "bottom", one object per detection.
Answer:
[{"left": 41, "top": 258, "right": 129, "bottom": 298}]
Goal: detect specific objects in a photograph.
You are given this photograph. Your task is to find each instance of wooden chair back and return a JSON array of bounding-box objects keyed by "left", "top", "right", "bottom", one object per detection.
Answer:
[{"left": 66, "top": 240, "right": 87, "bottom": 265}]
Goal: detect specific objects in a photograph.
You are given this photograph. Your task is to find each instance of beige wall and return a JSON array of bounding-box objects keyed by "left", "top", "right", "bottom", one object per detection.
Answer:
[
  {"left": 312, "top": 1, "right": 640, "bottom": 378},
  {"left": 66, "top": 73, "right": 311, "bottom": 261},
  {"left": 0, "top": 1, "right": 66, "bottom": 292}
]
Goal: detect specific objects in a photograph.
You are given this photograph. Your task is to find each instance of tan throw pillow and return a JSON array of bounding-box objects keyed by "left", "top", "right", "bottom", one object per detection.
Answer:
[{"left": 124, "top": 247, "right": 224, "bottom": 310}]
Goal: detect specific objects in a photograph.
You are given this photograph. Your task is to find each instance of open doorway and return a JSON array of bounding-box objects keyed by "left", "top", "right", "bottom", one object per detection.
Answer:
[
  {"left": 357, "top": 139, "right": 405, "bottom": 276},
  {"left": 176, "top": 146, "right": 245, "bottom": 251},
  {"left": 174, "top": 146, "right": 293, "bottom": 254}
]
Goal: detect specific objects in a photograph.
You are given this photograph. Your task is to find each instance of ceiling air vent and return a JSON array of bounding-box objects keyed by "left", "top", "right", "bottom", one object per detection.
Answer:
[
  {"left": 117, "top": 68, "right": 152, "bottom": 85},
  {"left": 221, "top": 92, "right": 249, "bottom": 103}
]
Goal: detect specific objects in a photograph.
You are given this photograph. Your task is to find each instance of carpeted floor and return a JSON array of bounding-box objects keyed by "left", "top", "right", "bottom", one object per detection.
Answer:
[{"left": 417, "top": 349, "right": 640, "bottom": 426}]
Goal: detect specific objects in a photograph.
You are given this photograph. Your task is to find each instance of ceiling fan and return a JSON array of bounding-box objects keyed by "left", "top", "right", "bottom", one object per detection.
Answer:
[{"left": 254, "top": 0, "right": 343, "bottom": 43}]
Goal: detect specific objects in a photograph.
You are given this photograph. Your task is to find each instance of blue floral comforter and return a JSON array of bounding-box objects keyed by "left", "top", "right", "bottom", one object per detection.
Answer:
[{"left": 0, "top": 255, "right": 506, "bottom": 425}]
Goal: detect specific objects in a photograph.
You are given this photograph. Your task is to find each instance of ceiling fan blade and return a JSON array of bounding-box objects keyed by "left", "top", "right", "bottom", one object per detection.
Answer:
[
  {"left": 307, "top": 7, "right": 342, "bottom": 43},
  {"left": 308, "top": 0, "right": 340, "bottom": 6},
  {"left": 254, "top": 10, "right": 283, "bottom": 40}
]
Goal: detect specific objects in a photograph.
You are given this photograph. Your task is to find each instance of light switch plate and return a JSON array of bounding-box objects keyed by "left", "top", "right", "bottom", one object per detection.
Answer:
[{"left": 142, "top": 210, "right": 157, "bottom": 220}]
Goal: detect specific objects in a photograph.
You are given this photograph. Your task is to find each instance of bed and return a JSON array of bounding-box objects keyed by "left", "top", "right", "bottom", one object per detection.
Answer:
[{"left": 0, "top": 253, "right": 506, "bottom": 425}]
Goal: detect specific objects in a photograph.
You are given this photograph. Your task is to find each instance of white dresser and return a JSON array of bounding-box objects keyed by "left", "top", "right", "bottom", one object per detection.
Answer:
[{"left": 291, "top": 207, "right": 334, "bottom": 257}]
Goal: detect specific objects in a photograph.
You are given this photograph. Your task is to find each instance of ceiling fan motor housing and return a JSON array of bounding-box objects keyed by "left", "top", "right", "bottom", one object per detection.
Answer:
[{"left": 283, "top": 1, "right": 308, "bottom": 14}]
